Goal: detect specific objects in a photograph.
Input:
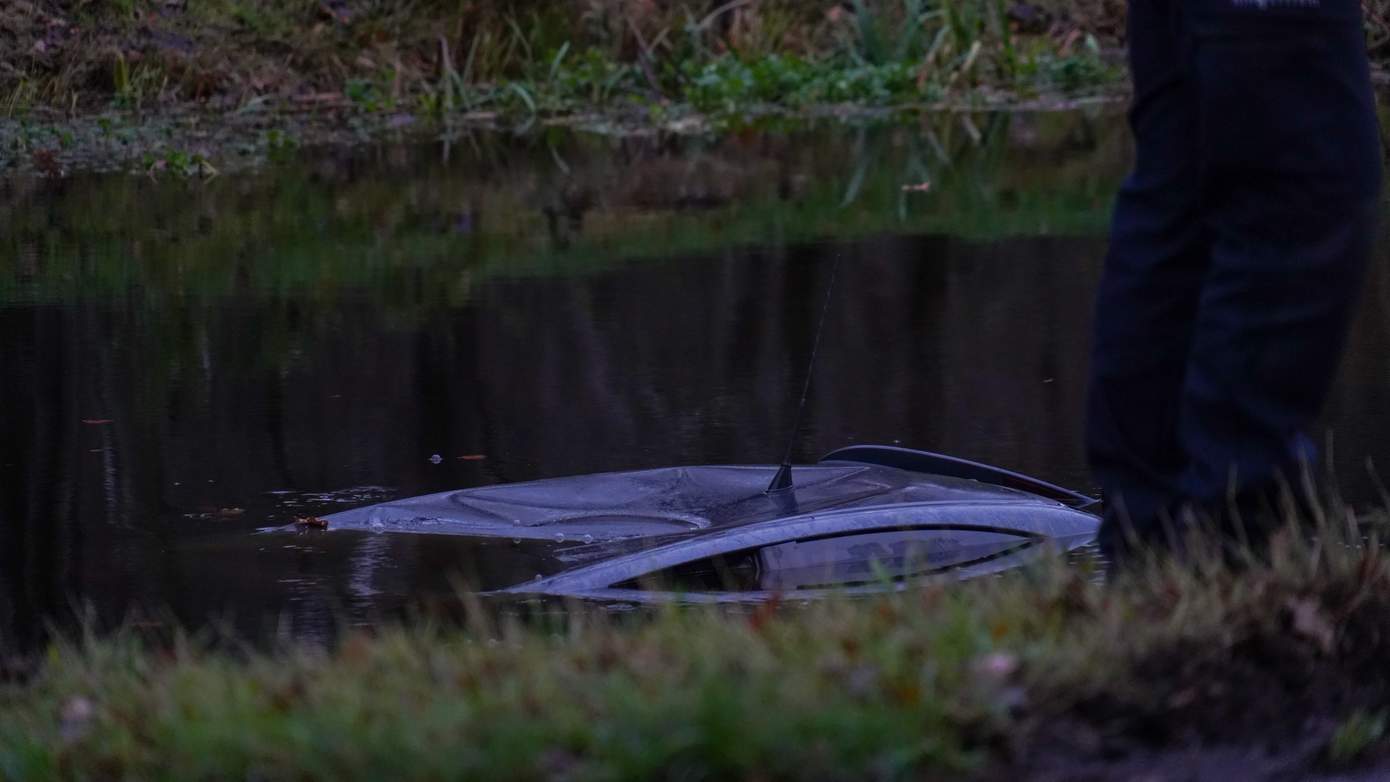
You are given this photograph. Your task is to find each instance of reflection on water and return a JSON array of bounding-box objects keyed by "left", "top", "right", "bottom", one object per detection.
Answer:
[{"left": 2, "top": 110, "right": 1387, "bottom": 649}]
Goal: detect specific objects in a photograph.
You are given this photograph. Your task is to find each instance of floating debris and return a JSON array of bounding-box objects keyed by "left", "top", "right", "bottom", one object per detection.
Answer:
[{"left": 295, "top": 516, "right": 329, "bottom": 530}]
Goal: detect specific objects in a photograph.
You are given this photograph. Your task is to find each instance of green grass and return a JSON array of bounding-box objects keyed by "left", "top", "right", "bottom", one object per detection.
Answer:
[
  {"left": 406, "top": 34, "right": 1117, "bottom": 122},
  {"left": 0, "top": 0, "right": 1123, "bottom": 122},
  {"left": 1329, "top": 709, "right": 1388, "bottom": 767},
  {"left": 6, "top": 510, "right": 1390, "bottom": 780}
]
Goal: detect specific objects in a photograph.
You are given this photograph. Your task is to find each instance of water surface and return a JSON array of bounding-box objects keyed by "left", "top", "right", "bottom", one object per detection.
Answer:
[{"left": 4, "top": 110, "right": 1388, "bottom": 648}]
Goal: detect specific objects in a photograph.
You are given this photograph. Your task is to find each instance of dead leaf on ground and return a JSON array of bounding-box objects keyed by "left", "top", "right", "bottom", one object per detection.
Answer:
[
  {"left": 293, "top": 92, "right": 347, "bottom": 106},
  {"left": 747, "top": 592, "right": 783, "bottom": 634},
  {"left": 32, "top": 148, "right": 62, "bottom": 177},
  {"left": 1167, "top": 687, "right": 1198, "bottom": 709},
  {"left": 971, "top": 651, "right": 1019, "bottom": 683},
  {"left": 59, "top": 695, "right": 95, "bottom": 742},
  {"left": 295, "top": 516, "right": 329, "bottom": 529},
  {"left": 1288, "top": 596, "right": 1336, "bottom": 654}
]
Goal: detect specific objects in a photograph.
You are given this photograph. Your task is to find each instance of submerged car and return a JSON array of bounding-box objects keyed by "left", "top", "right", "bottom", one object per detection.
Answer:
[{"left": 315, "top": 445, "right": 1100, "bottom": 602}]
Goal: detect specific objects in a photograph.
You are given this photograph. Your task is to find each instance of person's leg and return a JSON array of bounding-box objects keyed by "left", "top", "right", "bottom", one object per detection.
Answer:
[
  {"left": 1178, "top": 2, "right": 1381, "bottom": 531},
  {"left": 1088, "top": 0, "right": 1210, "bottom": 558}
]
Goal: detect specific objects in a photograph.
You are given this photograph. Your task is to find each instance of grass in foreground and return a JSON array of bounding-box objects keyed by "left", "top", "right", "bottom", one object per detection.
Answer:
[{"left": 5, "top": 510, "right": 1390, "bottom": 780}]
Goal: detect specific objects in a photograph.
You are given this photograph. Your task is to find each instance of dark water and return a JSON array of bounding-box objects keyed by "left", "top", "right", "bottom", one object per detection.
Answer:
[{"left": 3, "top": 110, "right": 1389, "bottom": 649}]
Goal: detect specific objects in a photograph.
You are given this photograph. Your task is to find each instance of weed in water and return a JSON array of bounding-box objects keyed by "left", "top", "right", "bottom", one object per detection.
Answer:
[
  {"left": 684, "top": 55, "right": 929, "bottom": 115},
  {"left": 556, "top": 49, "right": 641, "bottom": 105},
  {"left": 264, "top": 129, "right": 298, "bottom": 163},
  {"left": 1018, "top": 36, "right": 1112, "bottom": 92},
  {"left": 143, "top": 148, "right": 217, "bottom": 178}
]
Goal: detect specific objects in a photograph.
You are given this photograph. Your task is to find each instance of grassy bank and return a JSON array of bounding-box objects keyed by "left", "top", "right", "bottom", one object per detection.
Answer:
[
  {"left": 5, "top": 518, "right": 1390, "bottom": 780},
  {"left": 3, "top": 0, "right": 1123, "bottom": 123},
  {"left": 8, "top": 2, "right": 1390, "bottom": 174}
]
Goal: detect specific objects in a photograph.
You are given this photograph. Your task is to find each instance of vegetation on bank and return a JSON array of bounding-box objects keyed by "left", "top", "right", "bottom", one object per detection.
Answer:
[
  {"left": 2, "top": 0, "right": 1125, "bottom": 123},
  {"left": 5, "top": 514, "right": 1390, "bottom": 779}
]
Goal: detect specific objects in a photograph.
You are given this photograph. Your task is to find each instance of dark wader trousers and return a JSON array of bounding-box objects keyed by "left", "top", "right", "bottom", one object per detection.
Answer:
[{"left": 1088, "top": 0, "right": 1382, "bottom": 557}]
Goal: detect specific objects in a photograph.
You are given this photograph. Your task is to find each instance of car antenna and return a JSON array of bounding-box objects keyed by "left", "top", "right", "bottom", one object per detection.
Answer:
[{"left": 766, "top": 255, "right": 841, "bottom": 494}]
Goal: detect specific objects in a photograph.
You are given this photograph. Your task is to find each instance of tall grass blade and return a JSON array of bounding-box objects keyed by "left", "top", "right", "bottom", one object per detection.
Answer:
[
  {"left": 548, "top": 41, "right": 571, "bottom": 85},
  {"left": 457, "top": 33, "right": 482, "bottom": 111},
  {"left": 840, "top": 129, "right": 872, "bottom": 207},
  {"left": 990, "top": 0, "right": 1017, "bottom": 77},
  {"left": 438, "top": 35, "right": 456, "bottom": 114},
  {"left": 893, "top": 0, "right": 928, "bottom": 63},
  {"left": 849, "top": 0, "right": 882, "bottom": 65},
  {"left": 504, "top": 14, "right": 535, "bottom": 70},
  {"left": 509, "top": 82, "right": 538, "bottom": 116}
]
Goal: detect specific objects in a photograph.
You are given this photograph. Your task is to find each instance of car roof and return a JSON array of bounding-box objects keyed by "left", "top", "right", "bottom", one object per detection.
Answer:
[{"left": 320, "top": 462, "right": 1053, "bottom": 542}]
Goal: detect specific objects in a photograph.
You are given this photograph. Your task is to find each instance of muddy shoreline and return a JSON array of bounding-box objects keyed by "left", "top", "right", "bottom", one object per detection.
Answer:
[{"left": 0, "top": 90, "right": 1127, "bottom": 179}]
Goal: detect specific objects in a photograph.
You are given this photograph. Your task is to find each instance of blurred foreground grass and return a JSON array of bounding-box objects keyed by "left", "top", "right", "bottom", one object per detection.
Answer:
[{"left": 5, "top": 511, "right": 1390, "bottom": 780}]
